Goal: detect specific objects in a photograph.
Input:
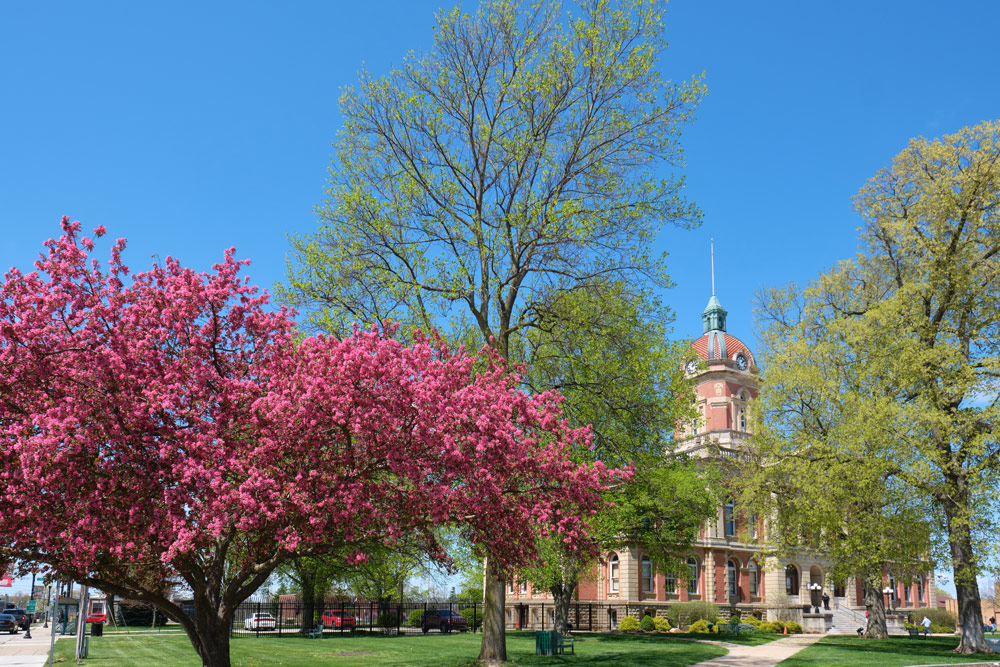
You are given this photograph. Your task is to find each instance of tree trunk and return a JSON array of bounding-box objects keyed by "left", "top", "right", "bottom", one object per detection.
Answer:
[
  {"left": 184, "top": 599, "right": 234, "bottom": 667},
  {"left": 478, "top": 555, "right": 507, "bottom": 664},
  {"left": 863, "top": 576, "right": 888, "bottom": 639},
  {"left": 550, "top": 578, "right": 577, "bottom": 636},
  {"left": 301, "top": 575, "right": 316, "bottom": 633},
  {"left": 944, "top": 497, "right": 994, "bottom": 654}
]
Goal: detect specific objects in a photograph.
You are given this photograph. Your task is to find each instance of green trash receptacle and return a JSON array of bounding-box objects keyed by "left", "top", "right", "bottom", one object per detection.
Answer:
[{"left": 535, "top": 630, "right": 553, "bottom": 656}]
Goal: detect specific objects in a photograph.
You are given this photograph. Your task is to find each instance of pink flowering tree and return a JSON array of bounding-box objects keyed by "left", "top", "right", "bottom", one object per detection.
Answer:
[{"left": 0, "top": 220, "right": 621, "bottom": 667}]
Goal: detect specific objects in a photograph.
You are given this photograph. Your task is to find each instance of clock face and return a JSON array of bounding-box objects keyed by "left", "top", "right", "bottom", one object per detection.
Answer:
[
  {"left": 685, "top": 360, "right": 698, "bottom": 375},
  {"left": 735, "top": 353, "right": 748, "bottom": 371}
]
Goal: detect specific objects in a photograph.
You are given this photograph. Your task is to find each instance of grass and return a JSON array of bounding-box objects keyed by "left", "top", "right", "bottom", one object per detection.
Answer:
[
  {"left": 776, "top": 634, "right": 1000, "bottom": 666},
  {"left": 670, "top": 631, "right": 784, "bottom": 646},
  {"left": 54, "top": 630, "right": 728, "bottom": 666}
]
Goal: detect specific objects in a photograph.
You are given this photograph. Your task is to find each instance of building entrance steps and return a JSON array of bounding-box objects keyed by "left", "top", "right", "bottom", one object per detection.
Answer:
[
  {"left": 689, "top": 634, "right": 825, "bottom": 667},
  {"left": 828, "top": 600, "right": 867, "bottom": 634}
]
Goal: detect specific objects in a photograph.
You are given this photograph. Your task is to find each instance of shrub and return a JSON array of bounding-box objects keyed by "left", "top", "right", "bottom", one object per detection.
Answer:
[
  {"left": 407, "top": 609, "right": 425, "bottom": 628},
  {"left": 619, "top": 616, "right": 640, "bottom": 632},
  {"left": 742, "top": 616, "right": 764, "bottom": 629},
  {"left": 459, "top": 608, "right": 480, "bottom": 631},
  {"left": 785, "top": 621, "right": 803, "bottom": 634},
  {"left": 767, "top": 620, "right": 785, "bottom": 633},
  {"left": 930, "top": 623, "right": 952, "bottom": 634},
  {"left": 688, "top": 619, "right": 710, "bottom": 633},
  {"left": 652, "top": 616, "right": 671, "bottom": 632},
  {"left": 909, "top": 608, "right": 955, "bottom": 631},
  {"left": 375, "top": 613, "right": 399, "bottom": 628},
  {"left": 666, "top": 601, "right": 720, "bottom": 629},
  {"left": 639, "top": 615, "right": 655, "bottom": 632}
]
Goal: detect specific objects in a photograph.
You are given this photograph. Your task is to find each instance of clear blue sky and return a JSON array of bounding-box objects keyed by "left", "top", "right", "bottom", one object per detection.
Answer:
[{"left": 1, "top": 0, "right": 997, "bottom": 595}]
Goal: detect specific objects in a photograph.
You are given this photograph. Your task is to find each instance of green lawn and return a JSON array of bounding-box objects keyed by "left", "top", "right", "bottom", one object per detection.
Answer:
[
  {"left": 670, "top": 631, "right": 784, "bottom": 646},
  {"left": 776, "top": 635, "right": 1000, "bottom": 666},
  {"left": 56, "top": 631, "right": 728, "bottom": 666}
]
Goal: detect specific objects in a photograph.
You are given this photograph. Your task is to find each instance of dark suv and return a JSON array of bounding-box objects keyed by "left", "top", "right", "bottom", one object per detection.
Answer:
[
  {"left": 421, "top": 609, "right": 468, "bottom": 633},
  {"left": 0, "top": 613, "right": 17, "bottom": 634},
  {"left": 2, "top": 608, "right": 29, "bottom": 630}
]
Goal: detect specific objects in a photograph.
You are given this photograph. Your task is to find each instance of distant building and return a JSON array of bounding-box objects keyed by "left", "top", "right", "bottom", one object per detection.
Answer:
[{"left": 505, "top": 288, "right": 935, "bottom": 632}]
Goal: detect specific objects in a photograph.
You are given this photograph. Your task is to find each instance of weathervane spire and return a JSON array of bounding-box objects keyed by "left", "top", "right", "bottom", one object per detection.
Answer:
[{"left": 710, "top": 237, "right": 715, "bottom": 296}]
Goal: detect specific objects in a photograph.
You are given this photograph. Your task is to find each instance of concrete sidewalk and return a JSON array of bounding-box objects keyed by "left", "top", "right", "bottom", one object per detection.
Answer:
[
  {"left": 0, "top": 624, "right": 62, "bottom": 667},
  {"left": 690, "top": 633, "right": 825, "bottom": 667}
]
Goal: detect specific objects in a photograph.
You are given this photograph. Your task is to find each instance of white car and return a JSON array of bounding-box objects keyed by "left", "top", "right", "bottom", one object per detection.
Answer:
[{"left": 243, "top": 613, "right": 276, "bottom": 631}]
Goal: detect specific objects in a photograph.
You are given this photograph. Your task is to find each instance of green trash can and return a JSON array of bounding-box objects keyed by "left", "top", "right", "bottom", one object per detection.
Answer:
[{"left": 535, "top": 630, "right": 553, "bottom": 656}]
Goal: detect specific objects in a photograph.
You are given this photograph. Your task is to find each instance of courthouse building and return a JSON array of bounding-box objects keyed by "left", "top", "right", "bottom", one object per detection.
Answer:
[{"left": 506, "top": 290, "right": 936, "bottom": 632}]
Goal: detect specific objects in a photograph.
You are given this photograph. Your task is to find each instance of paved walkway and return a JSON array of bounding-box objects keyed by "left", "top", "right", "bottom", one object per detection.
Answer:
[
  {"left": 0, "top": 624, "right": 62, "bottom": 667},
  {"left": 690, "top": 634, "right": 825, "bottom": 667}
]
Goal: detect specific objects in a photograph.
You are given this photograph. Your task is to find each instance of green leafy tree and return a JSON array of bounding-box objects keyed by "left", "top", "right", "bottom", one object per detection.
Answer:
[
  {"left": 280, "top": 0, "right": 704, "bottom": 660},
  {"left": 744, "top": 120, "right": 1000, "bottom": 653}
]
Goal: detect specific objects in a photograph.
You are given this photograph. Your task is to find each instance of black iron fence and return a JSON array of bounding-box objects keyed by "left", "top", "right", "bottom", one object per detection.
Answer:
[{"left": 224, "top": 598, "right": 643, "bottom": 638}]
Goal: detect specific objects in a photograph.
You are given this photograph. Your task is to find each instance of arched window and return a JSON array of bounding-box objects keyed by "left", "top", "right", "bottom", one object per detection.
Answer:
[
  {"left": 641, "top": 556, "right": 653, "bottom": 594},
  {"left": 724, "top": 499, "right": 735, "bottom": 537},
  {"left": 749, "top": 561, "right": 760, "bottom": 597},
  {"left": 727, "top": 559, "right": 739, "bottom": 597},
  {"left": 687, "top": 557, "right": 699, "bottom": 594},
  {"left": 917, "top": 575, "right": 924, "bottom": 603},
  {"left": 520, "top": 580, "right": 528, "bottom": 594},
  {"left": 664, "top": 569, "right": 677, "bottom": 594},
  {"left": 785, "top": 564, "right": 799, "bottom": 596},
  {"left": 609, "top": 554, "right": 619, "bottom": 593}
]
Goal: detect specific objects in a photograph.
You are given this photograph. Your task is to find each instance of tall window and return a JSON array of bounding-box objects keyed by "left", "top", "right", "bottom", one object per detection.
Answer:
[
  {"left": 724, "top": 499, "right": 735, "bottom": 537},
  {"left": 609, "top": 554, "right": 619, "bottom": 593},
  {"left": 727, "top": 559, "right": 739, "bottom": 597},
  {"left": 641, "top": 556, "right": 653, "bottom": 594},
  {"left": 888, "top": 575, "right": 896, "bottom": 601},
  {"left": 692, "top": 418, "right": 698, "bottom": 435},
  {"left": 785, "top": 564, "right": 799, "bottom": 596},
  {"left": 917, "top": 575, "right": 924, "bottom": 603},
  {"left": 687, "top": 558, "right": 699, "bottom": 594},
  {"left": 749, "top": 561, "right": 759, "bottom": 596},
  {"left": 664, "top": 570, "right": 677, "bottom": 594},
  {"left": 507, "top": 581, "right": 515, "bottom": 594},
  {"left": 521, "top": 580, "right": 528, "bottom": 594},
  {"left": 748, "top": 513, "right": 758, "bottom": 539}
]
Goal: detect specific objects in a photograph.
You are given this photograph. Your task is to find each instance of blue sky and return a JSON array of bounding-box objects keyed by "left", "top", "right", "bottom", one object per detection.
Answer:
[{"left": 1, "top": 1, "right": 998, "bottom": 596}]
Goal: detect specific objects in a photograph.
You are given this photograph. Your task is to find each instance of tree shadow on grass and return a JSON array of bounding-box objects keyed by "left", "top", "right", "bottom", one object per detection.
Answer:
[{"left": 807, "top": 636, "right": 996, "bottom": 660}]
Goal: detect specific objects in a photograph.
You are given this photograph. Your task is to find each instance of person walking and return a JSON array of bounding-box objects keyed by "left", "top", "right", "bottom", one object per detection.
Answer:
[
  {"left": 821, "top": 592, "right": 830, "bottom": 610},
  {"left": 921, "top": 615, "right": 932, "bottom": 636}
]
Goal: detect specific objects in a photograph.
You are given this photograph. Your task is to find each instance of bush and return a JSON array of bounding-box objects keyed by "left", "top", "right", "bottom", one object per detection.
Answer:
[
  {"left": 688, "top": 619, "right": 711, "bottom": 633},
  {"left": 652, "top": 616, "right": 671, "bottom": 632},
  {"left": 930, "top": 623, "right": 952, "bottom": 634},
  {"left": 375, "top": 613, "right": 399, "bottom": 628},
  {"left": 459, "top": 608, "right": 480, "bottom": 631},
  {"left": 785, "top": 621, "right": 803, "bottom": 634},
  {"left": 618, "top": 616, "right": 640, "bottom": 632},
  {"left": 407, "top": 609, "right": 425, "bottom": 628},
  {"left": 666, "top": 601, "right": 720, "bottom": 629},
  {"left": 909, "top": 608, "right": 955, "bottom": 631},
  {"left": 639, "top": 615, "right": 655, "bottom": 632},
  {"left": 116, "top": 601, "right": 168, "bottom": 627},
  {"left": 766, "top": 620, "right": 785, "bottom": 633},
  {"left": 742, "top": 616, "right": 764, "bottom": 629}
]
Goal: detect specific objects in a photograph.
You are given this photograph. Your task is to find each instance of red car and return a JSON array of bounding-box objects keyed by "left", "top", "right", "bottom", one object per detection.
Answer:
[
  {"left": 320, "top": 610, "right": 356, "bottom": 630},
  {"left": 85, "top": 613, "right": 107, "bottom": 623}
]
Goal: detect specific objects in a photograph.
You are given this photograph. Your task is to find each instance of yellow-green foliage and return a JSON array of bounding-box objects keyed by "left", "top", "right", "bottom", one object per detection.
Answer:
[
  {"left": 639, "top": 615, "right": 655, "bottom": 632},
  {"left": 785, "top": 621, "right": 803, "bottom": 634},
  {"left": 652, "top": 616, "right": 671, "bottom": 632},
  {"left": 766, "top": 620, "right": 785, "bottom": 633},
  {"left": 742, "top": 616, "right": 764, "bottom": 629},
  {"left": 688, "top": 619, "right": 710, "bottom": 633},
  {"left": 618, "top": 616, "right": 640, "bottom": 632}
]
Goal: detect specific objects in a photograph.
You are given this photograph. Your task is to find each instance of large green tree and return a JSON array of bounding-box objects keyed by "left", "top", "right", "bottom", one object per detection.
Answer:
[
  {"left": 744, "top": 120, "right": 1000, "bottom": 653},
  {"left": 280, "top": 0, "right": 703, "bottom": 660}
]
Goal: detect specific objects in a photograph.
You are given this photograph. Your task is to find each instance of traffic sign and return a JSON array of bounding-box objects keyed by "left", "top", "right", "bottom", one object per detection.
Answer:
[{"left": 26, "top": 600, "right": 36, "bottom": 613}]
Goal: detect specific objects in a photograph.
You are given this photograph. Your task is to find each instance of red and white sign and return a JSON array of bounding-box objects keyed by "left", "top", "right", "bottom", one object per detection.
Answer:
[{"left": 0, "top": 576, "right": 12, "bottom": 587}]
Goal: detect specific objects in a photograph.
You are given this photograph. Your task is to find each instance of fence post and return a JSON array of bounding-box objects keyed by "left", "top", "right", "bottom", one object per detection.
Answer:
[{"left": 277, "top": 599, "right": 282, "bottom": 638}]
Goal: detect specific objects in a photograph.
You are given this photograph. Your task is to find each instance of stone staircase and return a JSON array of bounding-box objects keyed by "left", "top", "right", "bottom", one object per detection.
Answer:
[{"left": 828, "top": 601, "right": 866, "bottom": 634}]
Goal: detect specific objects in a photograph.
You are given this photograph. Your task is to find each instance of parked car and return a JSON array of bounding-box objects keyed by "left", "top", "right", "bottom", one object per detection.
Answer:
[
  {"left": 243, "top": 612, "right": 276, "bottom": 631},
  {"left": 0, "top": 613, "right": 17, "bottom": 634},
  {"left": 85, "top": 613, "right": 107, "bottom": 623},
  {"left": 320, "top": 610, "right": 356, "bottom": 630},
  {"left": 2, "top": 609, "right": 29, "bottom": 630},
  {"left": 421, "top": 609, "right": 468, "bottom": 633}
]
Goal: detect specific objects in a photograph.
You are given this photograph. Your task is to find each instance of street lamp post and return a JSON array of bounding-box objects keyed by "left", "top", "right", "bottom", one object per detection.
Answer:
[
  {"left": 882, "top": 586, "right": 894, "bottom": 617},
  {"left": 808, "top": 583, "right": 822, "bottom": 614}
]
